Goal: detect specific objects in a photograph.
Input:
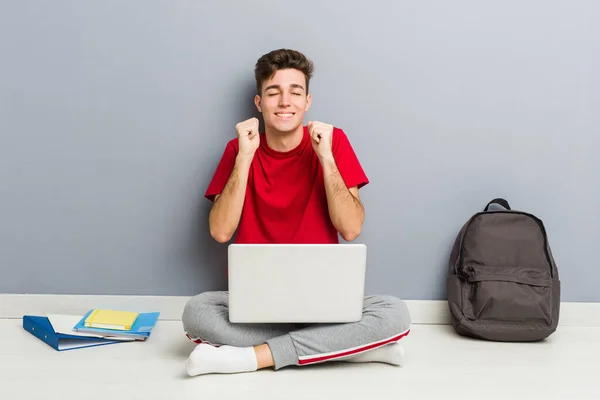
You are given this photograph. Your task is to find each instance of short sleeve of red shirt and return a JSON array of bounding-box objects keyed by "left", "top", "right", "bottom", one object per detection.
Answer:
[
  {"left": 205, "top": 139, "right": 238, "bottom": 202},
  {"left": 332, "top": 128, "right": 369, "bottom": 189}
]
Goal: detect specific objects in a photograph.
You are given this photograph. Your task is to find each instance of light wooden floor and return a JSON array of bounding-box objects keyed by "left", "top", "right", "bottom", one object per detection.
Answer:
[{"left": 1, "top": 318, "right": 598, "bottom": 400}]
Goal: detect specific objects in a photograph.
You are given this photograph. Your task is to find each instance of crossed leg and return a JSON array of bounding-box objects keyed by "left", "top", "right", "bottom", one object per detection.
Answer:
[{"left": 181, "top": 291, "right": 411, "bottom": 375}]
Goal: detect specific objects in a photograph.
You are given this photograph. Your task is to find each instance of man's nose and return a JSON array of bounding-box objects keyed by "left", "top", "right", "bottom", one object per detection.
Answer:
[{"left": 279, "top": 93, "right": 291, "bottom": 106}]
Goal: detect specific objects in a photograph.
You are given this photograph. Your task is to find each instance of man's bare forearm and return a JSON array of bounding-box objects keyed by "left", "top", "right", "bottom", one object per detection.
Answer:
[
  {"left": 209, "top": 154, "right": 253, "bottom": 242},
  {"left": 320, "top": 156, "right": 364, "bottom": 241}
]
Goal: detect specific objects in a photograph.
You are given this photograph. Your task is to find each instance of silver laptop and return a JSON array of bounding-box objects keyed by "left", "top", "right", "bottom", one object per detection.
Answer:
[{"left": 227, "top": 243, "right": 367, "bottom": 323}]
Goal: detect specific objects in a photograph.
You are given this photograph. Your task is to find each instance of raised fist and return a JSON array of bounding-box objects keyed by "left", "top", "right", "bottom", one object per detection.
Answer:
[
  {"left": 308, "top": 121, "right": 334, "bottom": 159},
  {"left": 236, "top": 117, "right": 260, "bottom": 156}
]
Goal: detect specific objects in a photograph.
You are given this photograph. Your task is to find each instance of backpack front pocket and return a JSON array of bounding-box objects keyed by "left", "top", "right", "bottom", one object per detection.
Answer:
[{"left": 460, "top": 267, "right": 553, "bottom": 326}]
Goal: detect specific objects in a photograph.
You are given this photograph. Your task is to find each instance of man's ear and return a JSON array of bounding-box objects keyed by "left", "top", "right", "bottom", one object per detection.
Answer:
[
  {"left": 305, "top": 93, "right": 312, "bottom": 112},
  {"left": 254, "top": 95, "right": 262, "bottom": 113}
]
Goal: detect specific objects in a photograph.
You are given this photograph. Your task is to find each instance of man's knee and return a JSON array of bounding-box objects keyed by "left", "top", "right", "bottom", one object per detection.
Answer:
[
  {"left": 366, "top": 294, "right": 412, "bottom": 337},
  {"left": 388, "top": 296, "right": 412, "bottom": 333},
  {"left": 182, "top": 291, "right": 228, "bottom": 341}
]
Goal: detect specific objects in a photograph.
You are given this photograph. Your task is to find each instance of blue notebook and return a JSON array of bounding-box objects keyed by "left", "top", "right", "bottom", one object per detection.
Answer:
[
  {"left": 73, "top": 309, "right": 160, "bottom": 340},
  {"left": 23, "top": 315, "right": 123, "bottom": 351}
]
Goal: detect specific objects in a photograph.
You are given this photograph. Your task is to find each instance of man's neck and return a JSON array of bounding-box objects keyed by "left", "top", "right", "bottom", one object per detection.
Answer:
[{"left": 265, "top": 125, "right": 305, "bottom": 152}]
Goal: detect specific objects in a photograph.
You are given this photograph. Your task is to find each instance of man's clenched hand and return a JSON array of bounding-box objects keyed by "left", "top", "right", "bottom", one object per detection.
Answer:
[
  {"left": 308, "top": 121, "right": 334, "bottom": 160},
  {"left": 236, "top": 117, "right": 260, "bottom": 157}
]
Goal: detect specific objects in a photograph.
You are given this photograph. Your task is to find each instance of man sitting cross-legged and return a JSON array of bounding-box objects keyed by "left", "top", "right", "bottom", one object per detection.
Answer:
[{"left": 182, "top": 49, "right": 411, "bottom": 376}]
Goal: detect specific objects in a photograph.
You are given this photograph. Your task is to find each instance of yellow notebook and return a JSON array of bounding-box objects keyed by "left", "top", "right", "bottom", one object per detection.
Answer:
[{"left": 84, "top": 309, "right": 139, "bottom": 331}]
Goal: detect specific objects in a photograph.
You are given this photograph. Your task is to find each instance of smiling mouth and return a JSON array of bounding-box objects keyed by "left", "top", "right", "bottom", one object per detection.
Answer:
[{"left": 275, "top": 112, "right": 295, "bottom": 119}]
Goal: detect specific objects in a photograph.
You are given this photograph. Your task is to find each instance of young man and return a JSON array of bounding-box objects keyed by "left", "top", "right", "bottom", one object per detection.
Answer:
[{"left": 182, "top": 49, "right": 411, "bottom": 376}]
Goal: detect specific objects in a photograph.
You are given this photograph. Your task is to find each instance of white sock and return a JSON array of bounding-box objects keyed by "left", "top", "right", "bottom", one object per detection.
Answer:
[
  {"left": 342, "top": 343, "right": 405, "bottom": 366},
  {"left": 186, "top": 344, "right": 258, "bottom": 376}
]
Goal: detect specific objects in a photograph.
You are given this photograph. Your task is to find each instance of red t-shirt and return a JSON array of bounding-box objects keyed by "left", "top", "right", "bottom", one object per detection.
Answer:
[{"left": 205, "top": 126, "right": 369, "bottom": 244}]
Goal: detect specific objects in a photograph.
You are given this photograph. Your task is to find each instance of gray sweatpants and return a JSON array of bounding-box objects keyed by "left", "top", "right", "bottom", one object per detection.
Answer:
[{"left": 181, "top": 291, "right": 411, "bottom": 370}]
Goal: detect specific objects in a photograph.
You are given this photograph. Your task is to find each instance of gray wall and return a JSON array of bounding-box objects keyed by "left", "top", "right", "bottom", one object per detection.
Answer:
[{"left": 1, "top": 1, "right": 598, "bottom": 301}]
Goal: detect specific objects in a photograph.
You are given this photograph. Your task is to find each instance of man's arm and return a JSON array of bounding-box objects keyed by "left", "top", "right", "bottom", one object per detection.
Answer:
[
  {"left": 208, "top": 154, "right": 253, "bottom": 243},
  {"left": 320, "top": 155, "right": 364, "bottom": 242}
]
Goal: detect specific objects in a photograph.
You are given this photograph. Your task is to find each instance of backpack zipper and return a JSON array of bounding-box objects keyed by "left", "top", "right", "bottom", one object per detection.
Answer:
[
  {"left": 468, "top": 282, "right": 479, "bottom": 300},
  {"left": 464, "top": 265, "right": 479, "bottom": 300}
]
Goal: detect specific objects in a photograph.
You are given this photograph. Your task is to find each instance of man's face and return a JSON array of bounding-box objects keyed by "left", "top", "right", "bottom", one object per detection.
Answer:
[{"left": 255, "top": 68, "right": 312, "bottom": 134}]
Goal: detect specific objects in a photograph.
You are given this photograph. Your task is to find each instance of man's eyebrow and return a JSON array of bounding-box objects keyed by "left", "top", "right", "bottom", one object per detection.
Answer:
[{"left": 264, "top": 84, "right": 305, "bottom": 91}]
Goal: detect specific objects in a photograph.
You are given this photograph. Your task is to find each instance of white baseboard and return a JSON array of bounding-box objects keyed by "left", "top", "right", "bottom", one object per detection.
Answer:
[{"left": 1, "top": 294, "right": 599, "bottom": 326}]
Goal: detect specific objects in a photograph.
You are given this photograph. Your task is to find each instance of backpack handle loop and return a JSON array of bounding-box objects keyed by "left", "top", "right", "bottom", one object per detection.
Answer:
[{"left": 484, "top": 198, "right": 511, "bottom": 212}]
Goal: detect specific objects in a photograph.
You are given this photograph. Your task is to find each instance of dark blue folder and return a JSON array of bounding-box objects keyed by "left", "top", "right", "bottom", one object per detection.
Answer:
[{"left": 23, "top": 315, "right": 123, "bottom": 351}]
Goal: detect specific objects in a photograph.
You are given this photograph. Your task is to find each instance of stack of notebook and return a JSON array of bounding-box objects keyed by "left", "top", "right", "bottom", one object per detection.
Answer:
[
  {"left": 23, "top": 308, "right": 160, "bottom": 351},
  {"left": 74, "top": 309, "right": 159, "bottom": 340}
]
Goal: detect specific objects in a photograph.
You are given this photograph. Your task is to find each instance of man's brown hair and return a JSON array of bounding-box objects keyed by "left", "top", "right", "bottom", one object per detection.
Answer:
[{"left": 254, "top": 49, "right": 314, "bottom": 95}]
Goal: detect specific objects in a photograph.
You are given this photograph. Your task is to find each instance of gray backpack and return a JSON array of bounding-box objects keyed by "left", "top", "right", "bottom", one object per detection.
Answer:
[{"left": 447, "top": 198, "right": 561, "bottom": 341}]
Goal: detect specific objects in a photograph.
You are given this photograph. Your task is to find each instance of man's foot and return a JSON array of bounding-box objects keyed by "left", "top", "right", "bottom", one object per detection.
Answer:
[
  {"left": 342, "top": 342, "right": 405, "bottom": 366},
  {"left": 186, "top": 343, "right": 258, "bottom": 376}
]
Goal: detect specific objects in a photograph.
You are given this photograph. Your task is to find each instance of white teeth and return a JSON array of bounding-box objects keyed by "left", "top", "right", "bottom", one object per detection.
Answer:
[{"left": 276, "top": 113, "right": 293, "bottom": 117}]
